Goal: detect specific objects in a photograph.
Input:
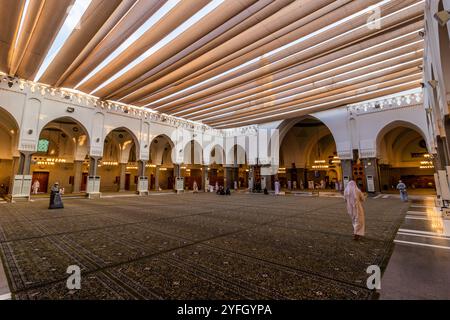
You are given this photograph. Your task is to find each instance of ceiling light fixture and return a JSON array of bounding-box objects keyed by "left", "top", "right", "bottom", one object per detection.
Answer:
[{"left": 434, "top": 10, "right": 450, "bottom": 26}]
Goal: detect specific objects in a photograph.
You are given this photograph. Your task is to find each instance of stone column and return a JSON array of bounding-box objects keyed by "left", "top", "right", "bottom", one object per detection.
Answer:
[
  {"left": 261, "top": 165, "right": 275, "bottom": 191},
  {"left": 87, "top": 156, "right": 101, "bottom": 198},
  {"left": 173, "top": 164, "right": 181, "bottom": 191},
  {"left": 9, "top": 153, "right": 33, "bottom": 201},
  {"left": 361, "top": 158, "right": 380, "bottom": 193},
  {"left": 224, "top": 166, "right": 233, "bottom": 189},
  {"left": 137, "top": 160, "right": 146, "bottom": 177},
  {"left": 435, "top": 137, "right": 447, "bottom": 170},
  {"left": 261, "top": 174, "right": 272, "bottom": 191},
  {"left": 89, "top": 157, "right": 100, "bottom": 177},
  {"left": 202, "top": 165, "right": 208, "bottom": 192},
  {"left": 248, "top": 165, "right": 256, "bottom": 191},
  {"left": 137, "top": 160, "right": 148, "bottom": 195},
  {"left": 18, "top": 151, "right": 33, "bottom": 175},
  {"left": 233, "top": 166, "right": 239, "bottom": 189},
  {"left": 119, "top": 163, "right": 126, "bottom": 191},
  {"left": 174, "top": 164, "right": 181, "bottom": 178},
  {"left": 8, "top": 156, "right": 20, "bottom": 196},
  {"left": 154, "top": 166, "right": 160, "bottom": 191},
  {"left": 340, "top": 159, "right": 353, "bottom": 191},
  {"left": 73, "top": 160, "right": 83, "bottom": 193}
]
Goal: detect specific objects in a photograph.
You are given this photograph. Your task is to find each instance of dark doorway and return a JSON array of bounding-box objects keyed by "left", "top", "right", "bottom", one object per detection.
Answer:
[
  {"left": 125, "top": 173, "right": 131, "bottom": 191},
  {"left": 81, "top": 173, "right": 88, "bottom": 192},
  {"left": 32, "top": 171, "right": 49, "bottom": 193}
]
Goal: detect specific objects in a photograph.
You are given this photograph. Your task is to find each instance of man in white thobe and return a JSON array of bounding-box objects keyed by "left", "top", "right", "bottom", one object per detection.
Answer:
[
  {"left": 396, "top": 180, "right": 408, "bottom": 202},
  {"left": 274, "top": 180, "right": 281, "bottom": 195},
  {"left": 344, "top": 180, "right": 366, "bottom": 241},
  {"left": 193, "top": 181, "right": 199, "bottom": 193},
  {"left": 32, "top": 180, "right": 40, "bottom": 194}
]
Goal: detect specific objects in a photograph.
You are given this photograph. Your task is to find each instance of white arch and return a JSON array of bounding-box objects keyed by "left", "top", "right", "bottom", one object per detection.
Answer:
[
  {"left": 277, "top": 115, "right": 339, "bottom": 148},
  {"left": 104, "top": 127, "right": 140, "bottom": 162},
  {"left": 182, "top": 139, "right": 203, "bottom": 165},
  {"left": 375, "top": 120, "right": 428, "bottom": 159},
  {"left": 38, "top": 116, "right": 91, "bottom": 146},
  {"left": 150, "top": 134, "right": 175, "bottom": 166}
]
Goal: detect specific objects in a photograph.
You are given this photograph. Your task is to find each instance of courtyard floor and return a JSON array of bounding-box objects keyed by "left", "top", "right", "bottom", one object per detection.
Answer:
[{"left": 0, "top": 193, "right": 408, "bottom": 300}]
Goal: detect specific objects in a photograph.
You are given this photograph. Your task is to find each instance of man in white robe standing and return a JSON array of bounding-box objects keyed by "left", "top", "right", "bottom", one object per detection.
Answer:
[
  {"left": 396, "top": 180, "right": 408, "bottom": 202},
  {"left": 32, "top": 180, "right": 40, "bottom": 194},
  {"left": 344, "top": 180, "right": 366, "bottom": 240},
  {"left": 193, "top": 181, "right": 199, "bottom": 193},
  {"left": 274, "top": 180, "right": 281, "bottom": 195}
]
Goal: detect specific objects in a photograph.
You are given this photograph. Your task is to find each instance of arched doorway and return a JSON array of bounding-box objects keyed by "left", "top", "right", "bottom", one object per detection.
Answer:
[
  {"left": 182, "top": 140, "right": 203, "bottom": 190},
  {"left": 0, "top": 107, "right": 19, "bottom": 198},
  {"left": 208, "top": 144, "right": 226, "bottom": 188},
  {"left": 234, "top": 144, "right": 249, "bottom": 189},
  {"left": 377, "top": 122, "right": 435, "bottom": 193},
  {"left": 32, "top": 117, "right": 90, "bottom": 195},
  {"left": 279, "top": 117, "right": 341, "bottom": 191},
  {"left": 101, "top": 128, "right": 138, "bottom": 192},
  {"left": 149, "top": 135, "right": 175, "bottom": 190}
]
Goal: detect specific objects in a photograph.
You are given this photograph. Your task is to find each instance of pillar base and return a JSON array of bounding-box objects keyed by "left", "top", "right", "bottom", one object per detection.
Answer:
[
  {"left": 137, "top": 176, "right": 149, "bottom": 196},
  {"left": 5, "top": 194, "right": 30, "bottom": 203},
  {"left": 86, "top": 192, "right": 101, "bottom": 199},
  {"left": 9, "top": 175, "right": 32, "bottom": 202}
]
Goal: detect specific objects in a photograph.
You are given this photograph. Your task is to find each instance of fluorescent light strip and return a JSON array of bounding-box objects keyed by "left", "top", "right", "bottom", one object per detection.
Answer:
[
  {"left": 34, "top": 0, "right": 92, "bottom": 82},
  {"left": 90, "top": 0, "right": 225, "bottom": 95},
  {"left": 213, "top": 81, "right": 421, "bottom": 127},
  {"left": 75, "top": 0, "right": 180, "bottom": 89},
  {"left": 198, "top": 57, "right": 423, "bottom": 122},
  {"left": 144, "top": 0, "right": 394, "bottom": 108},
  {"left": 180, "top": 39, "right": 423, "bottom": 118},
  {"left": 13, "top": 0, "right": 30, "bottom": 49}
]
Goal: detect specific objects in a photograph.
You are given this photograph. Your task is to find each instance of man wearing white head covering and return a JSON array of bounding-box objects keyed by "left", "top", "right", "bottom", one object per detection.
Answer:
[
  {"left": 274, "top": 179, "right": 281, "bottom": 195},
  {"left": 344, "top": 180, "right": 366, "bottom": 240},
  {"left": 396, "top": 180, "right": 408, "bottom": 202},
  {"left": 32, "top": 179, "right": 40, "bottom": 194},
  {"left": 193, "top": 180, "right": 199, "bottom": 193}
]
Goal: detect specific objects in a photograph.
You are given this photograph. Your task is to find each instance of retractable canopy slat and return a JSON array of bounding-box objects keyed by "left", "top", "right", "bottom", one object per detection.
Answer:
[{"left": 1, "top": 0, "right": 426, "bottom": 128}]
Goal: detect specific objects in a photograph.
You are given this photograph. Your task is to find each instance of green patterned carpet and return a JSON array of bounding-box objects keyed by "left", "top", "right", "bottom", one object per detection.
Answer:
[{"left": 0, "top": 193, "right": 407, "bottom": 299}]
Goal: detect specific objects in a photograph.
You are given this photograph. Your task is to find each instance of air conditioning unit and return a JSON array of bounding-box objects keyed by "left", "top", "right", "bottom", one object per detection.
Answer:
[{"left": 442, "top": 208, "right": 450, "bottom": 220}]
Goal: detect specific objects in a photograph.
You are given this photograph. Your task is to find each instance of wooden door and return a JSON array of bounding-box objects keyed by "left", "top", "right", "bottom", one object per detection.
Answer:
[
  {"left": 81, "top": 173, "right": 88, "bottom": 191},
  {"left": 125, "top": 173, "right": 131, "bottom": 191},
  {"left": 31, "top": 172, "right": 49, "bottom": 193}
]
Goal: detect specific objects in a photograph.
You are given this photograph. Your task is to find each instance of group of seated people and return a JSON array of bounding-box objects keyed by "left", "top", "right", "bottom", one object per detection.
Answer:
[
  {"left": 251, "top": 181, "right": 268, "bottom": 194},
  {"left": 216, "top": 185, "right": 231, "bottom": 195}
]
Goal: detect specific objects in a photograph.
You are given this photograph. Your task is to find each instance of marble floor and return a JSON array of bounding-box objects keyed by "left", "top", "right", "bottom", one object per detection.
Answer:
[
  {"left": 381, "top": 197, "right": 450, "bottom": 299},
  {"left": 0, "top": 193, "right": 408, "bottom": 299}
]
